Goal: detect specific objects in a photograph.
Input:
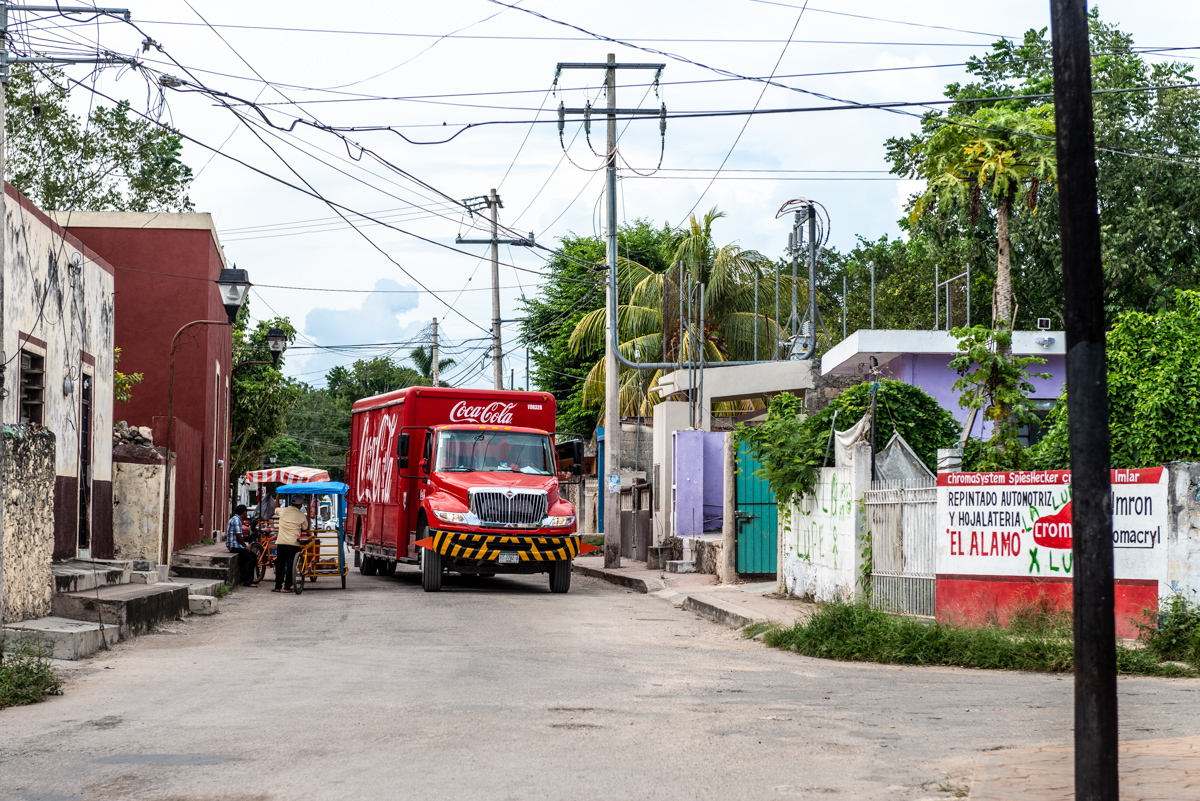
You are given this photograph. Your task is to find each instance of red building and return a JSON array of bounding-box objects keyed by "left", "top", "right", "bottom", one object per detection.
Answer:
[{"left": 55, "top": 212, "right": 234, "bottom": 551}]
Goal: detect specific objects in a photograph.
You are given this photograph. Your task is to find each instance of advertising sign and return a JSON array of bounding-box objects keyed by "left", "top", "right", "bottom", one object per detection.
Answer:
[{"left": 937, "top": 467, "right": 1168, "bottom": 581}]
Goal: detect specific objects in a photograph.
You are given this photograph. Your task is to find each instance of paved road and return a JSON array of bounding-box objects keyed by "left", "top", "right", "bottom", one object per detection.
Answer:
[{"left": 3, "top": 568, "right": 1198, "bottom": 801}]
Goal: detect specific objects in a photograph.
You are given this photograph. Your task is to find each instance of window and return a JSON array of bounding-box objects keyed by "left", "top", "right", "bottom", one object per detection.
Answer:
[
  {"left": 1018, "top": 399, "right": 1058, "bottom": 448},
  {"left": 433, "top": 430, "right": 554, "bottom": 475},
  {"left": 19, "top": 350, "right": 45, "bottom": 425}
]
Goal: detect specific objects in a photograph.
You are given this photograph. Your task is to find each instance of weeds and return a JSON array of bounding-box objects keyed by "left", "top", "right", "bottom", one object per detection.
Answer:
[
  {"left": 0, "top": 638, "right": 63, "bottom": 710},
  {"left": 762, "top": 600, "right": 1197, "bottom": 677},
  {"left": 214, "top": 584, "right": 231, "bottom": 599},
  {"left": 1136, "top": 594, "right": 1200, "bottom": 665}
]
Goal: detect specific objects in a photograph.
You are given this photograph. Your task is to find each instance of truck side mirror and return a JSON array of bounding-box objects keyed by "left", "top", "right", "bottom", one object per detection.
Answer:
[
  {"left": 420, "top": 457, "right": 429, "bottom": 474},
  {"left": 572, "top": 440, "right": 584, "bottom": 466},
  {"left": 572, "top": 464, "right": 582, "bottom": 476},
  {"left": 398, "top": 432, "right": 410, "bottom": 469}
]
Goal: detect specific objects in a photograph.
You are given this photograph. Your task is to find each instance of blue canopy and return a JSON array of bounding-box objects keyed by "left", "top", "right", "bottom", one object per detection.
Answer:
[{"left": 276, "top": 481, "right": 349, "bottom": 495}]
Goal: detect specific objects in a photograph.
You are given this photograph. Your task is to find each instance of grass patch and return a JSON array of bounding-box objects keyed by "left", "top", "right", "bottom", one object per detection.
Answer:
[
  {"left": 1, "top": 638, "right": 63, "bottom": 710},
  {"left": 1137, "top": 594, "right": 1200, "bottom": 665},
  {"left": 582, "top": 536, "right": 604, "bottom": 550},
  {"left": 762, "top": 600, "right": 1197, "bottom": 677},
  {"left": 214, "top": 584, "right": 232, "bottom": 599},
  {"left": 742, "top": 621, "right": 778, "bottom": 639}
]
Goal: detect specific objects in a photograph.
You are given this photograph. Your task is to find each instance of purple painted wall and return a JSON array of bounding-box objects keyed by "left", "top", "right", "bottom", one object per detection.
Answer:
[
  {"left": 880, "top": 353, "right": 1065, "bottom": 437},
  {"left": 673, "top": 430, "right": 727, "bottom": 537}
]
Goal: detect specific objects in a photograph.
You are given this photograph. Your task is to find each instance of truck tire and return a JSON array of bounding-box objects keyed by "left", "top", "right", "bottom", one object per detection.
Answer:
[
  {"left": 549, "top": 561, "right": 572, "bottom": 594},
  {"left": 383, "top": 560, "right": 397, "bottom": 577},
  {"left": 361, "top": 556, "right": 378, "bottom": 576},
  {"left": 421, "top": 546, "right": 442, "bottom": 593}
]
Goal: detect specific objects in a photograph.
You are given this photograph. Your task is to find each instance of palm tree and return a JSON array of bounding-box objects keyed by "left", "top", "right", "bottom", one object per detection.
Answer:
[
  {"left": 909, "top": 105, "right": 1057, "bottom": 328},
  {"left": 410, "top": 346, "right": 455, "bottom": 387},
  {"left": 569, "top": 208, "right": 793, "bottom": 416}
]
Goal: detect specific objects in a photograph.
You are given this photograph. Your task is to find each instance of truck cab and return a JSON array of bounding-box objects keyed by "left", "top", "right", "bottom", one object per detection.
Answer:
[{"left": 347, "top": 387, "right": 586, "bottom": 593}]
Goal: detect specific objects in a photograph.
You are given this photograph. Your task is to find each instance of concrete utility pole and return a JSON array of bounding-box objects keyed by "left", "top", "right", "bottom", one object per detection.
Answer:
[
  {"left": 556, "top": 55, "right": 664, "bottom": 569},
  {"left": 0, "top": 0, "right": 132, "bottom": 629},
  {"left": 456, "top": 192, "right": 534, "bottom": 390},
  {"left": 430, "top": 318, "right": 439, "bottom": 387},
  {"left": 1050, "top": 2, "right": 1117, "bottom": 799}
]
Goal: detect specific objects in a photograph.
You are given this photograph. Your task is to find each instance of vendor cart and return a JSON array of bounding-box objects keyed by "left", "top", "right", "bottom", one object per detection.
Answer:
[
  {"left": 244, "top": 466, "right": 332, "bottom": 583},
  {"left": 276, "top": 481, "right": 349, "bottom": 592}
]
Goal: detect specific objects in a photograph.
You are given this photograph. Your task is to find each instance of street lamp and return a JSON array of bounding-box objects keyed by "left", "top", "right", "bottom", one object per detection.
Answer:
[
  {"left": 159, "top": 268, "right": 251, "bottom": 566},
  {"left": 268, "top": 453, "right": 278, "bottom": 465},
  {"left": 217, "top": 267, "right": 250, "bottom": 324},
  {"left": 266, "top": 328, "right": 286, "bottom": 367}
]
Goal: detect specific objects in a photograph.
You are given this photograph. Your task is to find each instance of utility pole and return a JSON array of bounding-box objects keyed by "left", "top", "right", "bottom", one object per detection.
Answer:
[
  {"left": 457, "top": 192, "right": 534, "bottom": 390},
  {"left": 1050, "top": 2, "right": 1116, "bottom": 799},
  {"left": 557, "top": 54, "right": 664, "bottom": 569},
  {"left": 430, "top": 318, "right": 439, "bottom": 387},
  {"left": 0, "top": 0, "right": 132, "bottom": 631}
]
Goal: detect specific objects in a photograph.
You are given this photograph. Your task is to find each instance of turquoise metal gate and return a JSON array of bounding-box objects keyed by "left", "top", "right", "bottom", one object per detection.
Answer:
[{"left": 735, "top": 442, "right": 777, "bottom": 574}]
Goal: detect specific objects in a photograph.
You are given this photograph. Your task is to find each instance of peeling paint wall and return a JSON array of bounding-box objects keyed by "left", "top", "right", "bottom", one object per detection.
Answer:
[
  {"left": 3, "top": 425, "right": 56, "bottom": 622},
  {"left": 2, "top": 187, "right": 115, "bottom": 559},
  {"left": 112, "top": 445, "right": 175, "bottom": 563},
  {"left": 1166, "top": 463, "right": 1200, "bottom": 604}
]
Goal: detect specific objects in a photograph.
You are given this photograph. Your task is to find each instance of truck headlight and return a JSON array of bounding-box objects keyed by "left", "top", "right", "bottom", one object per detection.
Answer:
[
  {"left": 432, "top": 509, "right": 468, "bottom": 524},
  {"left": 541, "top": 515, "right": 575, "bottom": 528}
]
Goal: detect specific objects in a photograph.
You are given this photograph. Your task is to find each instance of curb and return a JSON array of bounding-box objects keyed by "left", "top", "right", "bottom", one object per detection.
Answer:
[
  {"left": 572, "top": 564, "right": 666, "bottom": 593},
  {"left": 574, "top": 563, "right": 769, "bottom": 631},
  {"left": 682, "top": 593, "right": 768, "bottom": 630}
]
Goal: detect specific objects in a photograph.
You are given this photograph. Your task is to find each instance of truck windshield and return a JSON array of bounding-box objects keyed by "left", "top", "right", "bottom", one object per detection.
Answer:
[{"left": 434, "top": 430, "right": 554, "bottom": 475}]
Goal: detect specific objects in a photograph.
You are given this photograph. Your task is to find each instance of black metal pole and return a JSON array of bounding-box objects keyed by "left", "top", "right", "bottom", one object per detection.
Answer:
[{"left": 1050, "top": 3, "right": 1117, "bottom": 799}]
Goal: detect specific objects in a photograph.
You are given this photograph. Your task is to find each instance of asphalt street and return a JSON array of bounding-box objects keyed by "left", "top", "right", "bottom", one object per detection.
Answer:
[{"left": 2, "top": 567, "right": 1198, "bottom": 801}]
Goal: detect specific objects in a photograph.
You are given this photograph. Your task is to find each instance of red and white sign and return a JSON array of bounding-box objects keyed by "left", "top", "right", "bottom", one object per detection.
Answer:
[
  {"left": 936, "top": 468, "right": 1167, "bottom": 636},
  {"left": 449, "top": 401, "right": 517, "bottom": 425}
]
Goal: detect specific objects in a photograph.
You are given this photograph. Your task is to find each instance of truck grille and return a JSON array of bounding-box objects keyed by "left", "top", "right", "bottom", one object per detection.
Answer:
[{"left": 469, "top": 488, "right": 548, "bottom": 527}]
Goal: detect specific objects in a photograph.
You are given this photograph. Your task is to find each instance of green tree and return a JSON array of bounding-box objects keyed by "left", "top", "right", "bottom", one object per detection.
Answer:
[
  {"left": 229, "top": 306, "right": 300, "bottom": 488},
  {"left": 520, "top": 220, "right": 674, "bottom": 438},
  {"left": 568, "top": 208, "right": 789, "bottom": 417},
  {"left": 1035, "top": 290, "right": 1200, "bottom": 469},
  {"left": 735, "top": 382, "right": 959, "bottom": 505},
  {"left": 409, "top": 346, "right": 454, "bottom": 386},
  {"left": 949, "top": 325, "right": 1048, "bottom": 471},
  {"left": 326, "top": 356, "right": 423, "bottom": 403},
  {"left": 5, "top": 64, "right": 194, "bottom": 212},
  {"left": 113, "top": 347, "right": 143, "bottom": 405},
  {"left": 269, "top": 386, "right": 354, "bottom": 479}
]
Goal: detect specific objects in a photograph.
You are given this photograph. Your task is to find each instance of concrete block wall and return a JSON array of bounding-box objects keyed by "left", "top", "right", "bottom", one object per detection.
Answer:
[
  {"left": 3, "top": 426, "right": 56, "bottom": 623},
  {"left": 1164, "top": 463, "right": 1200, "bottom": 602},
  {"left": 112, "top": 443, "right": 175, "bottom": 564}
]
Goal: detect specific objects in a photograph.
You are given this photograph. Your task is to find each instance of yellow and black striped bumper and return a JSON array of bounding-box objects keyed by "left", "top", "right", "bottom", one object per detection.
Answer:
[{"left": 426, "top": 530, "right": 582, "bottom": 562}]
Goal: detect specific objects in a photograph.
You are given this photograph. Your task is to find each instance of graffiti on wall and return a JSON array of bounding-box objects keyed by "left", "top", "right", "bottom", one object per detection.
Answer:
[
  {"left": 790, "top": 468, "right": 856, "bottom": 569},
  {"left": 937, "top": 467, "right": 1168, "bottom": 580}
]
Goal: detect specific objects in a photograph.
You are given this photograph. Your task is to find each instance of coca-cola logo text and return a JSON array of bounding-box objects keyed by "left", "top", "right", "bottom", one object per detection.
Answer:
[{"left": 449, "top": 401, "right": 517, "bottom": 425}]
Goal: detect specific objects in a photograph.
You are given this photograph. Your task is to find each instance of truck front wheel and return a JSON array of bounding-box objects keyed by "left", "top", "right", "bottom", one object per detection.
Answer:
[
  {"left": 420, "top": 521, "right": 442, "bottom": 592},
  {"left": 549, "top": 561, "right": 572, "bottom": 594}
]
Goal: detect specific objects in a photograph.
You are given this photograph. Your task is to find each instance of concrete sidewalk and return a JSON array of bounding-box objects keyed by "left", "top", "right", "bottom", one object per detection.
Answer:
[
  {"left": 572, "top": 555, "right": 814, "bottom": 630},
  {"left": 970, "top": 735, "right": 1200, "bottom": 799}
]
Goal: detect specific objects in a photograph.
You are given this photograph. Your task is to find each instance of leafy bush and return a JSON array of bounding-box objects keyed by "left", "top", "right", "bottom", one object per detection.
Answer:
[
  {"left": 1, "top": 638, "right": 63, "bottom": 710},
  {"left": 734, "top": 382, "right": 959, "bottom": 505},
  {"left": 762, "top": 600, "right": 1195, "bottom": 677},
  {"left": 1035, "top": 289, "right": 1200, "bottom": 469},
  {"left": 1137, "top": 594, "right": 1200, "bottom": 665}
]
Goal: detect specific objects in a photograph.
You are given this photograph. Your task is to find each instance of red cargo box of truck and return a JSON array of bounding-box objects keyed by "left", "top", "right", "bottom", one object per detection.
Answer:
[{"left": 347, "top": 386, "right": 586, "bottom": 592}]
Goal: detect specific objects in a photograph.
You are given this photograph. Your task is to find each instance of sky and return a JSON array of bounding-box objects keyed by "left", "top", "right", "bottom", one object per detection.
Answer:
[{"left": 21, "top": 0, "right": 1200, "bottom": 387}]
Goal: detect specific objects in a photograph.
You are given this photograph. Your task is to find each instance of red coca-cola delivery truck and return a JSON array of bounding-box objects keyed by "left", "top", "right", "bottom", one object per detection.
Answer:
[{"left": 346, "top": 386, "right": 588, "bottom": 593}]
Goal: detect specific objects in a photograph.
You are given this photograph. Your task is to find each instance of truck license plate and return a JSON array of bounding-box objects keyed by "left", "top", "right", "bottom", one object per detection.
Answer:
[{"left": 498, "top": 552, "right": 520, "bottom": 565}]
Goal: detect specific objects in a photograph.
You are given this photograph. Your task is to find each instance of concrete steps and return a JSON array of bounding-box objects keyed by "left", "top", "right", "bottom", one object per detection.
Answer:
[
  {"left": 666, "top": 560, "right": 695, "bottom": 574},
  {"left": 51, "top": 582, "right": 189, "bottom": 640},
  {"left": 52, "top": 560, "right": 129, "bottom": 594},
  {"left": 3, "top": 617, "right": 120, "bottom": 660},
  {"left": 171, "top": 550, "right": 238, "bottom": 585},
  {"left": 165, "top": 576, "right": 224, "bottom": 597}
]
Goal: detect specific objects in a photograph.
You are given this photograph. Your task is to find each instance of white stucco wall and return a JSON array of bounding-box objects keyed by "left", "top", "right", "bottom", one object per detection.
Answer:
[
  {"left": 781, "top": 442, "right": 872, "bottom": 602},
  {"left": 2, "top": 192, "right": 115, "bottom": 485},
  {"left": 113, "top": 456, "right": 175, "bottom": 563}
]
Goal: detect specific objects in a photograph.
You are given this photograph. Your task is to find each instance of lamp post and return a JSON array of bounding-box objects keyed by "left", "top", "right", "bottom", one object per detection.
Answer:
[{"left": 159, "top": 268, "right": 250, "bottom": 566}]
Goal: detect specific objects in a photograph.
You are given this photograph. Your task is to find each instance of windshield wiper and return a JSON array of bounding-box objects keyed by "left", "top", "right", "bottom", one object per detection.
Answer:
[{"left": 441, "top": 466, "right": 474, "bottom": 472}]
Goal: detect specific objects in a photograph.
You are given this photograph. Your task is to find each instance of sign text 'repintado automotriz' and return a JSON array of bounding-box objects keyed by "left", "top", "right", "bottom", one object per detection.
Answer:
[{"left": 936, "top": 467, "right": 1167, "bottom": 580}]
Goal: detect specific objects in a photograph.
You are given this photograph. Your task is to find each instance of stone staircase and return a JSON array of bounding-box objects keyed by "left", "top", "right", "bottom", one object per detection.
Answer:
[{"left": 3, "top": 553, "right": 230, "bottom": 660}]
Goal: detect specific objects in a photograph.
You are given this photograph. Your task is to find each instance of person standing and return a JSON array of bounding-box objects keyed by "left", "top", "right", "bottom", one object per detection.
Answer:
[
  {"left": 226, "top": 505, "right": 258, "bottom": 587},
  {"left": 273, "top": 495, "right": 311, "bottom": 593}
]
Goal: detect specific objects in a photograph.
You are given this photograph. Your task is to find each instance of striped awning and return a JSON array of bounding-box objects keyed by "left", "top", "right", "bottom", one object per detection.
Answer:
[{"left": 244, "top": 466, "right": 330, "bottom": 485}]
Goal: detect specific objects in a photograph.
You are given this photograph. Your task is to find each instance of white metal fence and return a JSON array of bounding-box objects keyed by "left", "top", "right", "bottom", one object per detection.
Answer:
[{"left": 865, "top": 478, "right": 937, "bottom": 616}]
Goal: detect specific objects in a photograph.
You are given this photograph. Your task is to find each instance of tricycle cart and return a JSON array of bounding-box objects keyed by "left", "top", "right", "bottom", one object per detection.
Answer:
[{"left": 275, "top": 481, "right": 350, "bottom": 592}]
